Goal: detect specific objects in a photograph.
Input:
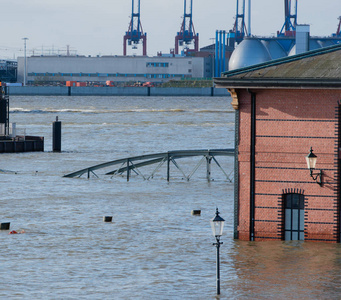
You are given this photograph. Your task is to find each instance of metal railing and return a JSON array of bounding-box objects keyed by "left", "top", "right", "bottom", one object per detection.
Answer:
[
  {"left": 0, "top": 123, "right": 16, "bottom": 137},
  {"left": 64, "top": 149, "right": 235, "bottom": 182}
]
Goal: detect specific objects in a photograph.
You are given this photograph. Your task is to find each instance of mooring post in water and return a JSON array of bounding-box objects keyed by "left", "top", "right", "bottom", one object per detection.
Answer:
[
  {"left": 127, "top": 158, "right": 130, "bottom": 181},
  {"left": 167, "top": 153, "right": 170, "bottom": 182},
  {"left": 52, "top": 116, "right": 61, "bottom": 152},
  {"left": 0, "top": 222, "right": 10, "bottom": 230},
  {"left": 103, "top": 216, "right": 112, "bottom": 222},
  {"left": 206, "top": 155, "right": 212, "bottom": 182}
]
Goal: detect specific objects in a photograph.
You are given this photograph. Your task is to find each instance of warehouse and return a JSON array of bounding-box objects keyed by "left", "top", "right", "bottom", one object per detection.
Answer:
[{"left": 16, "top": 55, "right": 213, "bottom": 85}]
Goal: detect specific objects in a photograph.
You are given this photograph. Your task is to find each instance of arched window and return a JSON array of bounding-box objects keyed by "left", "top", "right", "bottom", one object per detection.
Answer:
[{"left": 283, "top": 193, "right": 305, "bottom": 241}]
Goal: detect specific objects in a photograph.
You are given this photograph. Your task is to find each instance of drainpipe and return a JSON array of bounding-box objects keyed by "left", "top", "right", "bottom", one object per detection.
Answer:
[
  {"left": 339, "top": 105, "right": 341, "bottom": 243},
  {"left": 234, "top": 106, "right": 240, "bottom": 239},
  {"left": 249, "top": 90, "right": 256, "bottom": 241},
  {"left": 229, "top": 88, "right": 240, "bottom": 240}
]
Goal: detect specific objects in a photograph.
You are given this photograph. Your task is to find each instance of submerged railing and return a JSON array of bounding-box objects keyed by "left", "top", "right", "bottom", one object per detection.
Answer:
[{"left": 63, "top": 149, "right": 235, "bottom": 182}]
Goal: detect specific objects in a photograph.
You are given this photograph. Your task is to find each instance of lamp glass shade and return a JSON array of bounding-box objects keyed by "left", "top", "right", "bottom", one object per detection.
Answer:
[
  {"left": 210, "top": 209, "right": 225, "bottom": 237},
  {"left": 306, "top": 148, "right": 317, "bottom": 170}
]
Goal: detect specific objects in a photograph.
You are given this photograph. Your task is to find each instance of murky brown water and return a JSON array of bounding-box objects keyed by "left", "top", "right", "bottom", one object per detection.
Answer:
[{"left": 1, "top": 96, "right": 340, "bottom": 299}]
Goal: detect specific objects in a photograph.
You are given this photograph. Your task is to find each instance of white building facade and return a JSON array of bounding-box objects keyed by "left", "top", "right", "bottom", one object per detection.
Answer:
[{"left": 17, "top": 55, "right": 212, "bottom": 85}]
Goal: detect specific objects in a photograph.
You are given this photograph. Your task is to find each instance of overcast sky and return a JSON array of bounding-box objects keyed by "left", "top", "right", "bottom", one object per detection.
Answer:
[{"left": 1, "top": 0, "right": 340, "bottom": 59}]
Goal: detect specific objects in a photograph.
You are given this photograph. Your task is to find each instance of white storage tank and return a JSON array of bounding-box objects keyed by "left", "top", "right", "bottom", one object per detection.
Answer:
[{"left": 229, "top": 38, "right": 272, "bottom": 71}]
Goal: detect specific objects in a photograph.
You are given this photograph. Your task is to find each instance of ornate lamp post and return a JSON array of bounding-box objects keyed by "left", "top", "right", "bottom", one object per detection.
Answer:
[
  {"left": 305, "top": 147, "right": 323, "bottom": 185},
  {"left": 210, "top": 208, "right": 225, "bottom": 295}
]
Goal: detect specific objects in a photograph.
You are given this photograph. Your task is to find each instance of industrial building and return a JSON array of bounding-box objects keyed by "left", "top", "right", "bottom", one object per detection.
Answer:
[
  {"left": 0, "top": 60, "right": 17, "bottom": 83},
  {"left": 16, "top": 55, "right": 212, "bottom": 85},
  {"left": 226, "top": 30, "right": 341, "bottom": 72},
  {"left": 213, "top": 1, "right": 341, "bottom": 76},
  {"left": 215, "top": 44, "right": 341, "bottom": 242}
]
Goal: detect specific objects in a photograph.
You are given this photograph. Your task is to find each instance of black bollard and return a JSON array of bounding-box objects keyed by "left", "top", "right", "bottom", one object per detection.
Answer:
[
  {"left": 103, "top": 216, "right": 113, "bottom": 222},
  {"left": 0, "top": 222, "right": 10, "bottom": 230},
  {"left": 191, "top": 210, "right": 201, "bottom": 216},
  {"left": 52, "top": 116, "right": 61, "bottom": 152}
]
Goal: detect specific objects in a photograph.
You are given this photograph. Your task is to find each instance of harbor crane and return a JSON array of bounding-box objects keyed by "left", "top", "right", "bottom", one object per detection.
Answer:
[
  {"left": 278, "top": 0, "right": 297, "bottom": 36},
  {"left": 175, "top": 0, "right": 199, "bottom": 55},
  {"left": 232, "top": 0, "right": 247, "bottom": 43},
  {"left": 123, "top": 0, "right": 147, "bottom": 56}
]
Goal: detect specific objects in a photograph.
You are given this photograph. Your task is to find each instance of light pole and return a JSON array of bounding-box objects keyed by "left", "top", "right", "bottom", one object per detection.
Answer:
[
  {"left": 210, "top": 208, "right": 225, "bottom": 295},
  {"left": 22, "top": 38, "right": 28, "bottom": 86}
]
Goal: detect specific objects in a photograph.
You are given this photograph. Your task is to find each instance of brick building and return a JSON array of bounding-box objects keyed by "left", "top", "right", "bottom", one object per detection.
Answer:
[{"left": 215, "top": 44, "right": 341, "bottom": 242}]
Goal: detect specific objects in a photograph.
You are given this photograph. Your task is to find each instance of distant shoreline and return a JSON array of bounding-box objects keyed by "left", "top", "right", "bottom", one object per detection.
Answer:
[{"left": 7, "top": 86, "right": 229, "bottom": 97}]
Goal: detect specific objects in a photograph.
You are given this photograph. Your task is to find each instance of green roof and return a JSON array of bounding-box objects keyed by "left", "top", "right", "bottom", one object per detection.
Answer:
[{"left": 214, "top": 43, "right": 341, "bottom": 89}]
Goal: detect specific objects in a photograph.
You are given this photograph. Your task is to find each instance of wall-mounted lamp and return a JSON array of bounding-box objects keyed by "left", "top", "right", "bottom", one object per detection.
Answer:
[{"left": 305, "top": 147, "right": 323, "bottom": 185}]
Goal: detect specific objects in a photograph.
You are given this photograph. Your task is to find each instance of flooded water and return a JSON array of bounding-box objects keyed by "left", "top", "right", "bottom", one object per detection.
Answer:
[{"left": 1, "top": 96, "right": 341, "bottom": 299}]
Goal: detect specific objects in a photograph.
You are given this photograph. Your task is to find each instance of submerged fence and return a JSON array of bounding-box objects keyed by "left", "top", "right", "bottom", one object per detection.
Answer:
[{"left": 64, "top": 149, "right": 235, "bottom": 182}]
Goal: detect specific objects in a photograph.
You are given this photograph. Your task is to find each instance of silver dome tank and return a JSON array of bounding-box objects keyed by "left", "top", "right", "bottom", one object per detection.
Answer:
[
  {"left": 261, "top": 40, "right": 287, "bottom": 59},
  {"left": 229, "top": 38, "right": 272, "bottom": 71},
  {"left": 288, "top": 39, "right": 322, "bottom": 56},
  {"left": 317, "top": 39, "right": 337, "bottom": 47}
]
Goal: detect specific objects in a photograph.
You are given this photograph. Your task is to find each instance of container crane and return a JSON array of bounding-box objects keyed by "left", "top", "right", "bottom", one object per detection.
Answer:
[
  {"left": 175, "top": 0, "right": 199, "bottom": 55},
  {"left": 278, "top": 0, "right": 297, "bottom": 36},
  {"left": 232, "top": 0, "right": 247, "bottom": 43},
  {"left": 123, "top": 0, "right": 147, "bottom": 56}
]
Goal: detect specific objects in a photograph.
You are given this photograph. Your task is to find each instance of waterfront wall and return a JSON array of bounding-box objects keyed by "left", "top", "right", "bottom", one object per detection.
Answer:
[
  {"left": 8, "top": 86, "right": 229, "bottom": 97},
  {"left": 0, "top": 136, "right": 44, "bottom": 153}
]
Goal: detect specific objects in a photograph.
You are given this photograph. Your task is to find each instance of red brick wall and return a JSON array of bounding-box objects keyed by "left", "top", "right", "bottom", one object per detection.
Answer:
[{"left": 237, "top": 88, "right": 341, "bottom": 242}]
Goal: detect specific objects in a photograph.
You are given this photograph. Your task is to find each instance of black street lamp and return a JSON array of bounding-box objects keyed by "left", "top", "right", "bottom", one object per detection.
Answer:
[{"left": 210, "top": 208, "right": 225, "bottom": 295}]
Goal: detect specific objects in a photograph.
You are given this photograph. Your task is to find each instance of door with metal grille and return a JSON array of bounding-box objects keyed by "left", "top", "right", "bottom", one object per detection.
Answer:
[{"left": 284, "top": 193, "right": 305, "bottom": 240}]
